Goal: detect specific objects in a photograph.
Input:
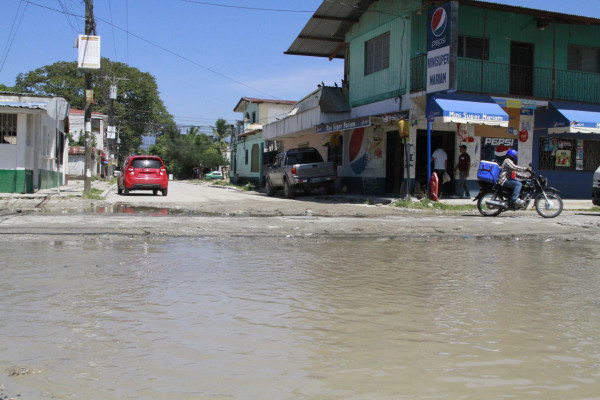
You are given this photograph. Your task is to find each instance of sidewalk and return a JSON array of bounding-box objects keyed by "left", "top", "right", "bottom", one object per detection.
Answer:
[
  {"left": 1, "top": 180, "right": 596, "bottom": 210},
  {"left": 0, "top": 179, "right": 113, "bottom": 200}
]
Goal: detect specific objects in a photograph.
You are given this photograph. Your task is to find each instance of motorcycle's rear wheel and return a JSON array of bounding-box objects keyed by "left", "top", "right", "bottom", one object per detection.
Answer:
[
  {"left": 477, "top": 192, "right": 504, "bottom": 217},
  {"left": 535, "top": 192, "right": 563, "bottom": 218}
]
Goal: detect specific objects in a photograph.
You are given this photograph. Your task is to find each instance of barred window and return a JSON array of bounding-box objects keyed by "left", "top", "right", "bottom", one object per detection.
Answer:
[
  {"left": 365, "top": 32, "right": 390, "bottom": 75},
  {"left": 568, "top": 44, "right": 600, "bottom": 73},
  {"left": 458, "top": 35, "right": 489, "bottom": 60},
  {"left": 539, "top": 137, "right": 600, "bottom": 171},
  {"left": 1, "top": 113, "right": 17, "bottom": 144}
]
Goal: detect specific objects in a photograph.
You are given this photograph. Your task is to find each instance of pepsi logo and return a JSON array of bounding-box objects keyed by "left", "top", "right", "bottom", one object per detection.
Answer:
[{"left": 431, "top": 7, "right": 447, "bottom": 37}]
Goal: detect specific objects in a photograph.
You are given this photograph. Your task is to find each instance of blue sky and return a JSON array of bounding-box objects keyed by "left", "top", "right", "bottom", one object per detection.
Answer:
[{"left": 1, "top": 1, "right": 599, "bottom": 133}]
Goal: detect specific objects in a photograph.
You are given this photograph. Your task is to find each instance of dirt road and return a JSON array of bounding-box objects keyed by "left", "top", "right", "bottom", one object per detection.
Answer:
[{"left": 1, "top": 180, "right": 599, "bottom": 241}]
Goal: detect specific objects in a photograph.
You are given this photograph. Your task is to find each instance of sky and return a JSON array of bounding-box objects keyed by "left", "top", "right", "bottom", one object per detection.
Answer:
[{"left": 1, "top": 0, "right": 600, "bottom": 134}]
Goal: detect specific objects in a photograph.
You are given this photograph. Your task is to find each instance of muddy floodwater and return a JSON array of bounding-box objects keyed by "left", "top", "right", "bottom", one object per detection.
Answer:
[{"left": 1, "top": 235, "right": 600, "bottom": 400}]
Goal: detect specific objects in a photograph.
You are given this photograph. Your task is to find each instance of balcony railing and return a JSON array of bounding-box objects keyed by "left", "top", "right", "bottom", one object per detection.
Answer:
[{"left": 410, "top": 55, "right": 600, "bottom": 104}]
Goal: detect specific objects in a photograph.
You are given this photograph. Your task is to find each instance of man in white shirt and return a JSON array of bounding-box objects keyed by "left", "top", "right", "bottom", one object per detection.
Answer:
[{"left": 432, "top": 147, "right": 447, "bottom": 198}]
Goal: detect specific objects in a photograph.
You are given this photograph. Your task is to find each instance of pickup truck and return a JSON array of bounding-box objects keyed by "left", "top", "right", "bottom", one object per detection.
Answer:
[{"left": 265, "top": 147, "right": 336, "bottom": 198}]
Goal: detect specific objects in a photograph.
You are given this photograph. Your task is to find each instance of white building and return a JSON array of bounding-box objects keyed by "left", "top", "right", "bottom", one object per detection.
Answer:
[{"left": 0, "top": 93, "right": 69, "bottom": 193}]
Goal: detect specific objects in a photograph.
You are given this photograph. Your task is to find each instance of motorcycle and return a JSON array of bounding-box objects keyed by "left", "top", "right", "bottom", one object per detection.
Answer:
[{"left": 475, "top": 167, "right": 563, "bottom": 218}]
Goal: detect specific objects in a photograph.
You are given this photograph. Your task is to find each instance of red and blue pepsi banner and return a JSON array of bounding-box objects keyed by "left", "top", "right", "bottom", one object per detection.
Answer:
[{"left": 426, "top": 1, "right": 458, "bottom": 94}]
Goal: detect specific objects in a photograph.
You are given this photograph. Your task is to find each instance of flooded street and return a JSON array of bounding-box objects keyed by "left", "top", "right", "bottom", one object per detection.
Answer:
[{"left": 1, "top": 234, "right": 599, "bottom": 399}]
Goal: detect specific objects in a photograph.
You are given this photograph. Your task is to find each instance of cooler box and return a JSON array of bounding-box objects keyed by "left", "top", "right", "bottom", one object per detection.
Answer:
[{"left": 477, "top": 161, "right": 501, "bottom": 184}]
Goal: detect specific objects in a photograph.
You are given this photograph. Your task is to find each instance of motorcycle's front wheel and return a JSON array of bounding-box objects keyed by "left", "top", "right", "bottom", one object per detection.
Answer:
[
  {"left": 477, "top": 192, "right": 503, "bottom": 217},
  {"left": 535, "top": 192, "right": 563, "bottom": 218}
]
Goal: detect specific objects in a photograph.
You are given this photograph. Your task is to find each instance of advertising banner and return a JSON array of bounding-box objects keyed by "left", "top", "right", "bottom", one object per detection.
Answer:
[{"left": 426, "top": 2, "right": 457, "bottom": 94}]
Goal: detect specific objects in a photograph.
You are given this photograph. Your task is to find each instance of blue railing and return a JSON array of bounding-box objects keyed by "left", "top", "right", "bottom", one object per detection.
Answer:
[{"left": 410, "top": 55, "right": 600, "bottom": 104}]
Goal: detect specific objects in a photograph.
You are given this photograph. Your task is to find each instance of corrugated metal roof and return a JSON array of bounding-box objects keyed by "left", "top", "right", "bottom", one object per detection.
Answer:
[
  {"left": 286, "top": 0, "right": 377, "bottom": 59},
  {"left": 0, "top": 101, "right": 48, "bottom": 110},
  {"left": 286, "top": 0, "right": 600, "bottom": 59}
]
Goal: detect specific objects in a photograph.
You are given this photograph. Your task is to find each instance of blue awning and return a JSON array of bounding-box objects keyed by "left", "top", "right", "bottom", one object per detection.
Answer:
[
  {"left": 548, "top": 102, "right": 600, "bottom": 134},
  {"left": 429, "top": 94, "right": 509, "bottom": 126}
]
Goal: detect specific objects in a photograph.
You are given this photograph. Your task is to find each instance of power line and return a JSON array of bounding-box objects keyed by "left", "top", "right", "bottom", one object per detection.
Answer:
[
  {"left": 0, "top": 1, "right": 29, "bottom": 75},
  {"left": 178, "top": 0, "right": 314, "bottom": 13},
  {"left": 23, "top": 0, "right": 283, "bottom": 100}
]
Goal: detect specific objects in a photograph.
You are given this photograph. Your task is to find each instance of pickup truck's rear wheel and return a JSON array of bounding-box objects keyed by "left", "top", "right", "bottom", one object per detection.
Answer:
[
  {"left": 326, "top": 182, "right": 335, "bottom": 195},
  {"left": 284, "top": 179, "right": 295, "bottom": 199},
  {"left": 266, "top": 177, "right": 276, "bottom": 196}
]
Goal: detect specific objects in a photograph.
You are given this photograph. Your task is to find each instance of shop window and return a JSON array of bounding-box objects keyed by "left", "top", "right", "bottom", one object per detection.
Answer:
[
  {"left": 539, "top": 137, "right": 600, "bottom": 171},
  {"left": 567, "top": 44, "right": 600, "bottom": 73},
  {"left": 458, "top": 35, "right": 489, "bottom": 60},
  {"left": 327, "top": 136, "right": 344, "bottom": 166},
  {"left": 365, "top": 32, "right": 390, "bottom": 75},
  {"left": 0, "top": 113, "right": 17, "bottom": 144},
  {"left": 251, "top": 144, "right": 260, "bottom": 172}
]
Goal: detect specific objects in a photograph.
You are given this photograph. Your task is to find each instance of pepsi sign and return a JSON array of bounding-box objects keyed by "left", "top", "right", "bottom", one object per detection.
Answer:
[
  {"left": 426, "top": 1, "right": 458, "bottom": 94},
  {"left": 428, "top": 2, "right": 455, "bottom": 52}
]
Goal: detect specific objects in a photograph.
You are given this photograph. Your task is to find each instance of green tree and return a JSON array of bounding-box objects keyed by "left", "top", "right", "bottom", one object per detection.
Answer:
[
  {"left": 150, "top": 125, "right": 227, "bottom": 179},
  {"left": 10, "top": 58, "right": 174, "bottom": 161},
  {"left": 212, "top": 118, "right": 231, "bottom": 156}
]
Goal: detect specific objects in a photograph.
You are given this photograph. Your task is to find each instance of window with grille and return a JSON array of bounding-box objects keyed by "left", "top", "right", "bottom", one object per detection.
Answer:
[
  {"left": 365, "top": 32, "right": 390, "bottom": 75},
  {"left": 458, "top": 35, "right": 489, "bottom": 60},
  {"left": 539, "top": 137, "right": 600, "bottom": 171},
  {"left": 0, "top": 113, "right": 17, "bottom": 144},
  {"left": 567, "top": 44, "right": 600, "bottom": 73},
  {"left": 251, "top": 144, "right": 260, "bottom": 172}
]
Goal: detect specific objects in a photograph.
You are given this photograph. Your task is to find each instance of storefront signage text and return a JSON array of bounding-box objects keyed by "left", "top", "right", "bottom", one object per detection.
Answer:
[
  {"left": 448, "top": 111, "right": 506, "bottom": 123},
  {"left": 316, "top": 117, "right": 370, "bottom": 134}
]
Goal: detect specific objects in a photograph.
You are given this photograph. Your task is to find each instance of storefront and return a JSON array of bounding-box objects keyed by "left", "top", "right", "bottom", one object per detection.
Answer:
[
  {"left": 414, "top": 93, "right": 511, "bottom": 197},
  {"left": 533, "top": 102, "right": 600, "bottom": 198}
]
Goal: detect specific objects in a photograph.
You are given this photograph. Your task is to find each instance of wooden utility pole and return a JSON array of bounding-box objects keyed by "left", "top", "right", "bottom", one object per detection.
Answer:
[{"left": 83, "top": 0, "right": 95, "bottom": 194}]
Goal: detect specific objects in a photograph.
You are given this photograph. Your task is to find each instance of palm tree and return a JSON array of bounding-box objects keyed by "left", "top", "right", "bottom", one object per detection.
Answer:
[{"left": 211, "top": 118, "right": 230, "bottom": 156}]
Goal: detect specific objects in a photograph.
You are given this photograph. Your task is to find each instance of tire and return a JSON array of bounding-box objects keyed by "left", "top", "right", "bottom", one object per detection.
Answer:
[
  {"left": 477, "top": 192, "right": 503, "bottom": 217},
  {"left": 535, "top": 192, "right": 563, "bottom": 218},
  {"left": 283, "top": 179, "right": 295, "bottom": 199},
  {"left": 124, "top": 187, "right": 130, "bottom": 195},
  {"left": 118, "top": 185, "right": 123, "bottom": 195},
  {"left": 162, "top": 188, "right": 168, "bottom": 197},
  {"left": 326, "top": 182, "right": 335, "bottom": 195},
  {"left": 266, "top": 177, "right": 276, "bottom": 196},
  {"left": 153, "top": 189, "right": 158, "bottom": 195}
]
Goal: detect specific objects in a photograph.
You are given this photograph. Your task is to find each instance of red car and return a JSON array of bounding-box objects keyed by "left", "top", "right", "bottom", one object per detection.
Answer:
[{"left": 117, "top": 155, "right": 168, "bottom": 196}]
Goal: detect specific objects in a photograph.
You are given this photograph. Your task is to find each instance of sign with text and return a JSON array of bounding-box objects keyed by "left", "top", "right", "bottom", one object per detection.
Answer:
[
  {"left": 316, "top": 117, "right": 370, "bottom": 134},
  {"left": 426, "top": 2, "right": 457, "bottom": 94},
  {"left": 78, "top": 35, "right": 101, "bottom": 69}
]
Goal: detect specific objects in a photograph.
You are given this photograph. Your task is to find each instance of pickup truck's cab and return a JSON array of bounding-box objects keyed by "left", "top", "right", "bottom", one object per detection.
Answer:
[
  {"left": 265, "top": 147, "right": 336, "bottom": 198},
  {"left": 593, "top": 165, "right": 600, "bottom": 206}
]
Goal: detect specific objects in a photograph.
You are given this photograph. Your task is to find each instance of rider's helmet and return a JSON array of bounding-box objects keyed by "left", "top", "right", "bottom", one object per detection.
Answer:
[{"left": 507, "top": 148, "right": 518, "bottom": 162}]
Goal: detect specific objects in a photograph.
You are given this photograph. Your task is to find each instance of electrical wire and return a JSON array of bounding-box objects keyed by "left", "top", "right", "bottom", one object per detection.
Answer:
[
  {"left": 0, "top": 0, "right": 29, "bottom": 75},
  {"left": 178, "top": 0, "right": 314, "bottom": 13},
  {"left": 23, "top": 0, "right": 284, "bottom": 100}
]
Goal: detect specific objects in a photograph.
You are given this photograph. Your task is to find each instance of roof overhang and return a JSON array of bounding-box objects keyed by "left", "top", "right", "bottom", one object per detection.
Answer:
[{"left": 285, "top": 0, "right": 377, "bottom": 59}]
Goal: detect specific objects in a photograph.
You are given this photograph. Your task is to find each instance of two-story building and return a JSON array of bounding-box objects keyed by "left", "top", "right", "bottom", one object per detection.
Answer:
[
  {"left": 230, "top": 97, "right": 296, "bottom": 186},
  {"left": 0, "top": 93, "right": 69, "bottom": 193},
  {"left": 265, "top": 0, "right": 600, "bottom": 199},
  {"left": 68, "top": 109, "right": 109, "bottom": 179}
]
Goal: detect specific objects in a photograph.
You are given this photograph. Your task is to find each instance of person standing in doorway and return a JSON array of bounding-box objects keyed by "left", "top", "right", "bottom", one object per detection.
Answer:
[
  {"left": 455, "top": 145, "right": 471, "bottom": 198},
  {"left": 432, "top": 147, "right": 447, "bottom": 198}
]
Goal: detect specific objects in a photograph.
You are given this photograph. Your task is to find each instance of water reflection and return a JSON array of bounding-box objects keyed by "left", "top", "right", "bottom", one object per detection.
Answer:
[{"left": 1, "top": 237, "right": 599, "bottom": 399}]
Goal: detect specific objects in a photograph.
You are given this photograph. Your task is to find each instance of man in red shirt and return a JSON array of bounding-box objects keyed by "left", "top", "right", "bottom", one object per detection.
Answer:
[{"left": 454, "top": 145, "right": 471, "bottom": 198}]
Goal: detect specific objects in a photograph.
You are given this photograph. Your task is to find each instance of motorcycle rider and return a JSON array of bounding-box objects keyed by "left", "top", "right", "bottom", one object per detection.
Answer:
[{"left": 497, "top": 148, "right": 531, "bottom": 207}]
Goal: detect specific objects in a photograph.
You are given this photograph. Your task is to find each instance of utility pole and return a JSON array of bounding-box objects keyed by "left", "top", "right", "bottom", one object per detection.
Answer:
[
  {"left": 83, "top": 0, "right": 96, "bottom": 194},
  {"left": 105, "top": 76, "right": 128, "bottom": 176}
]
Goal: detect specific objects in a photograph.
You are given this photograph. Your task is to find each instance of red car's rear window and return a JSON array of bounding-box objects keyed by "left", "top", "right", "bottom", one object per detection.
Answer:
[{"left": 129, "top": 158, "right": 163, "bottom": 169}]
